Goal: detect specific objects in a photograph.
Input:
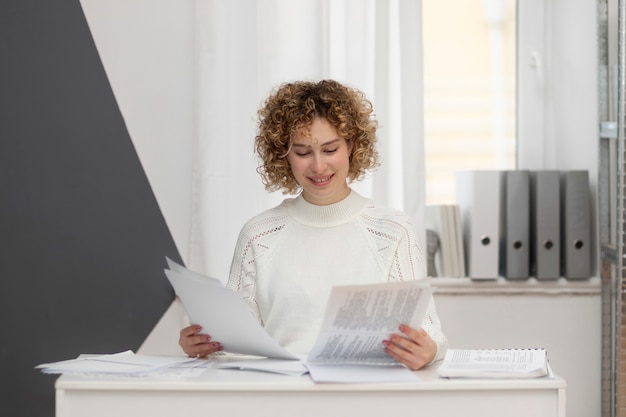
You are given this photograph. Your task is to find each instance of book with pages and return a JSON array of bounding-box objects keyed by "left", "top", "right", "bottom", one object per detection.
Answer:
[{"left": 437, "top": 348, "right": 549, "bottom": 379}]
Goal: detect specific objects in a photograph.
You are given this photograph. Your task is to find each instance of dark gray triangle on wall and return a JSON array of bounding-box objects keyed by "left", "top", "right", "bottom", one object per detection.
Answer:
[{"left": 0, "top": 1, "right": 180, "bottom": 416}]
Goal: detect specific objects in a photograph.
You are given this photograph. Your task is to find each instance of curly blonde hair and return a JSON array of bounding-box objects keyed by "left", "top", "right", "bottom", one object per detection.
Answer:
[{"left": 255, "top": 79, "right": 380, "bottom": 194}]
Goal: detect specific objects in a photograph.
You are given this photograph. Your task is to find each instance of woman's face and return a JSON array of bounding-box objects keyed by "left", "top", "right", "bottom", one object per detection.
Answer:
[{"left": 287, "top": 117, "right": 352, "bottom": 205}]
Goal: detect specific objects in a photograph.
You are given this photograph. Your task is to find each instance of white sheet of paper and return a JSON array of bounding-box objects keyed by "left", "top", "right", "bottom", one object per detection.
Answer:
[
  {"left": 305, "top": 363, "right": 420, "bottom": 383},
  {"left": 215, "top": 358, "right": 309, "bottom": 376},
  {"left": 166, "top": 257, "right": 222, "bottom": 287},
  {"left": 307, "top": 281, "right": 435, "bottom": 365},
  {"left": 36, "top": 351, "right": 199, "bottom": 375},
  {"left": 164, "top": 268, "right": 298, "bottom": 360}
]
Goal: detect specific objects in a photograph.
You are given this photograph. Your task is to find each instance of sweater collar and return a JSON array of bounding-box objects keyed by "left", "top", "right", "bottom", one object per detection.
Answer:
[{"left": 287, "top": 189, "right": 371, "bottom": 227}]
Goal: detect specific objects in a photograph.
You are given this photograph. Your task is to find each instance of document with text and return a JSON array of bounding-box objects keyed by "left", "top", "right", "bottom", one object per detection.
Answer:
[
  {"left": 165, "top": 258, "right": 434, "bottom": 377},
  {"left": 437, "top": 348, "right": 549, "bottom": 379},
  {"left": 307, "top": 281, "right": 434, "bottom": 365}
]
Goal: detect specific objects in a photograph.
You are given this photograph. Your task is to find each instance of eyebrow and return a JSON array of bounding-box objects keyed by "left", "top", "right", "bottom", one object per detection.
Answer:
[{"left": 292, "top": 138, "right": 342, "bottom": 148}]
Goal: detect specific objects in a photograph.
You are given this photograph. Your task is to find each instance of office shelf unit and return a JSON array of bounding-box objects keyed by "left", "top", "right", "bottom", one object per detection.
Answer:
[{"left": 599, "top": 0, "right": 626, "bottom": 416}]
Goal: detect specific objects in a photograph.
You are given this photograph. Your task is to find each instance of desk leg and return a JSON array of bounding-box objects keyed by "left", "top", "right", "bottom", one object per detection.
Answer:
[
  {"left": 56, "top": 388, "right": 65, "bottom": 417},
  {"left": 557, "top": 387, "right": 566, "bottom": 417}
]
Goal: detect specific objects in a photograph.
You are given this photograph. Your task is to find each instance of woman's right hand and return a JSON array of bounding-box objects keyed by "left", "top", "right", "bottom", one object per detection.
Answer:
[{"left": 179, "top": 325, "right": 223, "bottom": 358}]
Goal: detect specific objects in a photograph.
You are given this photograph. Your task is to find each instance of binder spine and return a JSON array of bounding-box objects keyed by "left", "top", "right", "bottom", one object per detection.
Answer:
[
  {"left": 561, "top": 170, "right": 591, "bottom": 279},
  {"left": 505, "top": 170, "right": 530, "bottom": 280},
  {"left": 456, "top": 170, "right": 504, "bottom": 280},
  {"left": 531, "top": 171, "right": 561, "bottom": 280},
  {"left": 455, "top": 169, "right": 594, "bottom": 280}
]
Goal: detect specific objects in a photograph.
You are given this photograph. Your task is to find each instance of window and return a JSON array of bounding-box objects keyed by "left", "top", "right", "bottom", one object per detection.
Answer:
[{"left": 423, "top": 0, "right": 517, "bottom": 204}]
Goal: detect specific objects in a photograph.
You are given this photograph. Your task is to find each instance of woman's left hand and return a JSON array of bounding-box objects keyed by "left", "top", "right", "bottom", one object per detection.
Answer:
[{"left": 383, "top": 324, "right": 437, "bottom": 370}]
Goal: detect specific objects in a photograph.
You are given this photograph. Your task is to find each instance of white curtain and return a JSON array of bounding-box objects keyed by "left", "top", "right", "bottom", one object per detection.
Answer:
[{"left": 188, "top": 0, "right": 426, "bottom": 281}]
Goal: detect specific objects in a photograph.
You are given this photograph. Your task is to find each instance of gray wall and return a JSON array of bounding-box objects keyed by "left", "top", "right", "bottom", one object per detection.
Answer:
[{"left": 0, "top": 1, "right": 180, "bottom": 416}]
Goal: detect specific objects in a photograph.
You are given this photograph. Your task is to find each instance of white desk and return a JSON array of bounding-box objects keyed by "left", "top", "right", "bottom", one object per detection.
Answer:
[{"left": 55, "top": 363, "right": 566, "bottom": 417}]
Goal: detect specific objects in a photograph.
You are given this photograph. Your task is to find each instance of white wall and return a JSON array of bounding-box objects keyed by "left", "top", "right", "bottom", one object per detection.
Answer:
[
  {"left": 80, "top": 0, "right": 196, "bottom": 260},
  {"left": 79, "top": 2, "right": 602, "bottom": 417},
  {"left": 80, "top": 0, "right": 601, "bottom": 277},
  {"left": 518, "top": 0, "right": 598, "bottom": 175}
]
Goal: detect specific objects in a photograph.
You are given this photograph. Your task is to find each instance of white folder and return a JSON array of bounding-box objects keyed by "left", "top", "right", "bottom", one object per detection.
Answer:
[
  {"left": 505, "top": 170, "right": 530, "bottom": 280},
  {"left": 456, "top": 170, "right": 505, "bottom": 280},
  {"left": 530, "top": 171, "right": 561, "bottom": 280}
]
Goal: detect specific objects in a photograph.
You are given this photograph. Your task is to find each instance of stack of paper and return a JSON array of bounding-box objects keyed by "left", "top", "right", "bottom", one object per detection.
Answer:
[
  {"left": 36, "top": 351, "right": 207, "bottom": 376},
  {"left": 425, "top": 205, "right": 465, "bottom": 278},
  {"left": 437, "top": 348, "right": 549, "bottom": 379}
]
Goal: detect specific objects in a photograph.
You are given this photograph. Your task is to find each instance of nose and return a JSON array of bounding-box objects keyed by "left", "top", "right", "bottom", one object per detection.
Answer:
[{"left": 311, "top": 154, "right": 327, "bottom": 173}]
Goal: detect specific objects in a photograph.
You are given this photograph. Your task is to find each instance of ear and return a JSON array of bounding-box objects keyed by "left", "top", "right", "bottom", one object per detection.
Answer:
[{"left": 346, "top": 138, "right": 354, "bottom": 153}]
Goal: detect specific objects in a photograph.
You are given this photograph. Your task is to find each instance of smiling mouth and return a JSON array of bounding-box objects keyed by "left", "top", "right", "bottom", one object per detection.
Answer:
[{"left": 310, "top": 175, "right": 333, "bottom": 184}]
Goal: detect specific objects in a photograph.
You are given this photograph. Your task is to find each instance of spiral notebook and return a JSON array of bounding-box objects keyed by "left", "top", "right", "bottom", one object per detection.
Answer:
[{"left": 437, "top": 348, "right": 548, "bottom": 379}]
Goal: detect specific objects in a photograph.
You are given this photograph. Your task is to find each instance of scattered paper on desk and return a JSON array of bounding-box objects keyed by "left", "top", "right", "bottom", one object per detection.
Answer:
[
  {"left": 151, "top": 357, "right": 217, "bottom": 377},
  {"left": 306, "top": 363, "right": 420, "bottom": 383},
  {"left": 437, "top": 348, "right": 549, "bottom": 379},
  {"left": 36, "top": 351, "right": 208, "bottom": 376},
  {"left": 215, "top": 358, "right": 309, "bottom": 376}
]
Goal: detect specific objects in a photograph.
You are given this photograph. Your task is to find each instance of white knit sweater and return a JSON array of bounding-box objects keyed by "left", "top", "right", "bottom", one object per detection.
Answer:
[{"left": 226, "top": 190, "right": 448, "bottom": 361}]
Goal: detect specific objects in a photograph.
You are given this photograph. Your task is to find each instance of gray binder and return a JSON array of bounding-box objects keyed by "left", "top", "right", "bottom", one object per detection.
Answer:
[
  {"left": 561, "top": 170, "right": 591, "bottom": 279},
  {"left": 505, "top": 170, "right": 530, "bottom": 279},
  {"left": 456, "top": 170, "right": 505, "bottom": 280},
  {"left": 530, "top": 171, "right": 561, "bottom": 280}
]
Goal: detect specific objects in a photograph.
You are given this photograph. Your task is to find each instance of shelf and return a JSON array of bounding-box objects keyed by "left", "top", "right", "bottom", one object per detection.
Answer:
[{"left": 430, "top": 276, "right": 601, "bottom": 296}]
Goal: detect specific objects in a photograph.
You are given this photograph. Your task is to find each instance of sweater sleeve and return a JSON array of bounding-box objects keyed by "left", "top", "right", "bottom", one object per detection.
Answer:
[
  {"left": 398, "top": 214, "right": 448, "bottom": 362},
  {"left": 422, "top": 296, "right": 449, "bottom": 363},
  {"left": 226, "top": 224, "right": 264, "bottom": 325},
  {"left": 225, "top": 206, "right": 289, "bottom": 327}
]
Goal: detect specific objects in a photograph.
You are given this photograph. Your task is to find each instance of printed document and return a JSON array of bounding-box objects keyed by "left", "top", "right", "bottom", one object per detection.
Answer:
[
  {"left": 165, "top": 258, "right": 434, "bottom": 367},
  {"left": 307, "top": 281, "right": 434, "bottom": 365},
  {"left": 36, "top": 260, "right": 434, "bottom": 382},
  {"left": 437, "top": 348, "right": 549, "bottom": 378}
]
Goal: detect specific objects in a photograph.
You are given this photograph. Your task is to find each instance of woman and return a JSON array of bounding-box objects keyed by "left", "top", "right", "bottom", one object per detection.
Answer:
[{"left": 180, "top": 79, "right": 447, "bottom": 370}]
